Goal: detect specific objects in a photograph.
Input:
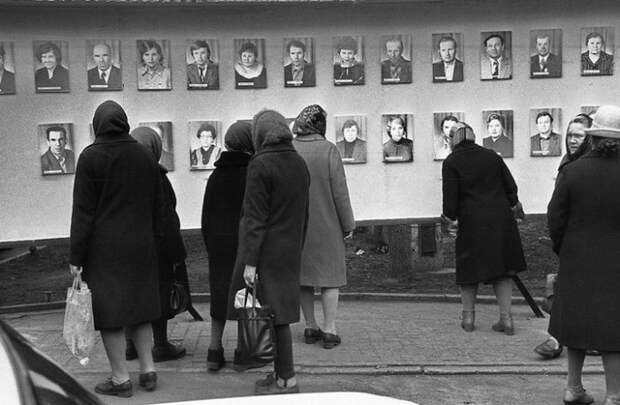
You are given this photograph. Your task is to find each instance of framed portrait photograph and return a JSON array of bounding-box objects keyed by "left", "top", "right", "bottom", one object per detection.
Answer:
[
  {"left": 433, "top": 112, "right": 464, "bottom": 160},
  {"left": 482, "top": 110, "right": 514, "bottom": 158},
  {"left": 38, "top": 123, "right": 75, "bottom": 175},
  {"left": 580, "top": 27, "right": 614, "bottom": 76},
  {"left": 138, "top": 121, "right": 174, "bottom": 171},
  {"left": 480, "top": 31, "right": 512, "bottom": 81},
  {"left": 333, "top": 36, "right": 365, "bottom": 86},
  {"left": 334, "top": 115, "right": 367, "bottom": 164},
  {"left": 382, "top": 114, "right": 414, "bottom": 163},
  {"left": 86, "top": 40, "right": 122, "bottom": 91},
  {"left": 186, "top": 39, "right": 219, "bottom": 90},
  {"left": 136, "top": 39, "right": 172, "bottom": 90},
  {"left": 530, "top": 29, "right": 562, "bottom": 78},
  {"left": 0, "top": 41, "right": 16, "bottom": 95},
  {"left": 380, "top": 34, "right": 412, "bottom": 84},
  {"left": 283, "top": 37, "right": 315, "bottom": 88},
  {"left": 234, "top": 38, "right": 267, "bottom": 89},
  {"left": 188, "top": 120, "right": 222, "bottom": 170},
  {"left": 33, "top": 40, "right": 70, "bottom": 93},
  {"left": 432, "top": 33, "right": 464, "bottom": 83},
  {"left": 580, "top": 105, "right": 599, "bottom": 115},
  {"left": 530, "top": 108, "right": 562, "bottom": 157}
]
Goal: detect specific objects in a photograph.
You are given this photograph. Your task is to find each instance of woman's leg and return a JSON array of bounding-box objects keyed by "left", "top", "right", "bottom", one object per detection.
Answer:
[
  {"left": 209, "top": 318, "right": 226, "bottom": 350},
  {"left": 602, "top": 351, "right": 620, "bottom": 400},
  {"left": 459, "top": 284, "right": 477, "bottom": 332},
  {"left": 321, "top": 287, "right": 339, "bottom": 335},
  {"left": 493, "top": 277, "right": 512, "bottom": 319},
  {"left": 567, "top": 347, "right": 587, "bottom": 391},
  {"left": 300, "top": 286, "right": 318, "bottom": 330},
  {"left": 128, "top": 322, "right": 156, "bottom": 374},
  {"left": 100, "top": 328, "right": 130, "bottom": 382},
  {"left": 274, "top": 324, "right": 296, "bottom": 385}
]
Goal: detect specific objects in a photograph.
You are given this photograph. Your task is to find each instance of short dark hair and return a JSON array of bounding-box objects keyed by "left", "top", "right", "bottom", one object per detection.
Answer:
[
  {"left": 487, "top": 113, "right": 505, "bottom": 128},
  {"left": 342, "top": 119, "right": 359, "bottom": 134},
  {"left": 483, "top": 34, "right": 504, "bottom": 47},
  {"left": 585, "top": 32, "right": 605, "bottom": 47},
  {"left": 440, "top": 115, "right": 459, "bottom": 128},
  {"left": 137, "top": 40, "right": 164, "bottom": 65},
  {"left": 438, "top": 36, "right": 457, "bottom": 49},
  {"left": 536, "top": 111, "right": 553, "bottom": 124},
  {"left": 239, "top": 42, "right": 258, "bottom": 58},
  {"left": 190, "top": 40, "right": 211, "bottom": 59},
  {"left": 336, "top": 36, "right": 358, "bottom": 54},
  {"left": 196, "top": 123, "right": 217, "bottom": 139},
  {"left": 571, "top": 113, "right": 593, "bottom": 128},
  {"left": 387, "top": 116, "right": 407, "bottom": 135},
  {"left": 46, "top": 126, "right": 67, "bottom": 141},
  {"left": 37, "top": 42, "right": 62, "bottom": 64},
  {"left": 287, "top": 40, "right": 306, "bottom": 54}
]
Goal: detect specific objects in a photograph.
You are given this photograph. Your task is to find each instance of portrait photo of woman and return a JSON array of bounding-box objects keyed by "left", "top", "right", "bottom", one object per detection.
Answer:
[
  {"left": 382, "top": 114, "right": 413, "bottom": 162},
  {"left": 334, "top": 115, "right": 367, "bottom": 164},
  {"left": 234, "top": 39, "right": 267, "bottom": 89},
  {"left": 482, "top": 110, "right": 514, "bottom": 158},
  {"left": 333, "top": 36, "right": 364, "bottom": 86},
  {"left": 33, "top": 40, "right": 70, "bottom": 93},
  {"left": 580, "top": 27, "right": 614, "bottom": 76},
  {"left": 433, "top": 112, "right": 464, "bottom": 160},
  {"left": 136, "top": 39, "right": 171, "bottom": 90},
  {"left": 189, "top": 121, "right": 222, "bottom": 170}
]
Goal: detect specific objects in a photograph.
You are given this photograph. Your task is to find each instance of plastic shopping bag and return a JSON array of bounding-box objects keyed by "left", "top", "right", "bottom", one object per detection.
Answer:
[
  {"left": 234, "top": 287, "right": 261, "bottom": 309},
  {"left": 62, "top": 272, "right": 96, "bottom": 366}
]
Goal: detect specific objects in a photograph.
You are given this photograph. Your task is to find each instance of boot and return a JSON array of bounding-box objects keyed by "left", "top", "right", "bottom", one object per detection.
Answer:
[
  {"left": 461, "top": 310, "right": 475, "bottom": 332},
  {"left": 492, "top": 314, "right": 514, "bottom": 336}
]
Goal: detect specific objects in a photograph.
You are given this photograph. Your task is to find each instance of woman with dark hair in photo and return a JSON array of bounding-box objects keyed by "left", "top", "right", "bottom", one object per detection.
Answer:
[
  {"left": 442, "top": 122, "right": 526, "bottom": 335},
  {"left": 34, "top": 41, "right": 69, "bottom": 91},
  {"left": 335, "top": 119, "right": 367, "bottom": 163},
  {"left": 137, "top": 40, "right": 171, "bottom": 89},
  {"left": 382, "top": 116, "right": 413, "bottom": 162},
  {"left": 333, "top": 36, "right": 364, "bottom": 85},
  {"left": 548, "top": 105, "right": 620, "bottom": 405},
  {"left": 234, "top": 41, "right": 267, "bottom": 88},
  {"left": 190, "top": 123, "right": 222, "bottom": 169},
  {"left": 435, "top": 115, "right": 459, "bottom": 160},
  {"left": 483, "top": 113, "right": 513, "bottom": 157}
]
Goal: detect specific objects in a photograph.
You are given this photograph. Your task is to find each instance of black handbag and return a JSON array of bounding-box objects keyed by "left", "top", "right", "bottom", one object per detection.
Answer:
[{"left": 169, "top": 265, "right": 190, "bottom": 317}]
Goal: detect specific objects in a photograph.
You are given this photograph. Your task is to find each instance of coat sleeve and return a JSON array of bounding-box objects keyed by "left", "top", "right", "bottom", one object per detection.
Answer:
[
  {"left": 547, "top": 167, "right": 570, "bottom": 255},
  {"left": 241, "top": 159, "right": 271, "bottom": 267},
  {"left": 70, "top": 153, "right": 98, "bottom": 266},
  {"left": 328, "top": 146, "right": 355, "bottom": 233},
  {"left": 441, "top": 159, "right": 459, "bottom": 221},
  {"left": 160, "top": 174, "right": 187, "bottom": 263},
  {"left": 499, "top": 158, "right": 519, "bottom": 206},
  {"left": 201, "top": 174, "right": 214, "bottom": 248}
]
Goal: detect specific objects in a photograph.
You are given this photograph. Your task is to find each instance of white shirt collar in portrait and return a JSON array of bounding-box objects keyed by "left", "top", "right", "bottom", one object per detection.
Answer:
[
  {"left": 99, "top": 66, "right": 112, "bottom": 83},
  {"left": 443, "top": 60, "right": 455, "bottom": 81}
]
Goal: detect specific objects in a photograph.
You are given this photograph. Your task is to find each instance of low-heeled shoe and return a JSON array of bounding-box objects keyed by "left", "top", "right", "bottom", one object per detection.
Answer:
[
  {"left": 94, "top": 378, "right": 132, "bottom": 398},
  {"left": 303, "top": 328, "right": 323, "bottom": 344},
  {"left": 491, "top": 318, "right": 514, "bottom": 336},
  {"left": 255, "top": 373, "right": 299, "bottom": 395},
  {"left": 207, "top": 347, "right": 225, "bottom": 371},
  {"left": 534, "top": 338, "right": 563, "bottom": 359},
  {"left": 563, "top": 387, "right": 594, "bottom": 404},
  {"left": 138, "top": 372, "right": 157, "bottom": 392},
  {"left": 153, "top": 342, "right": 186, "bottom": 362},
  {"left": 322, "top": 332, "right": 341, "bottom": 349}
]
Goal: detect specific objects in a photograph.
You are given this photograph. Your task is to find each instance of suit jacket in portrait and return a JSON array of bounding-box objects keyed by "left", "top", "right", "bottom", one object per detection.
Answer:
[
  {"left": 336, "top": 138, "right": 367, "bottom": 163},
  {"left": 480, "top": 56, "right": 512, "bottom": 80},
  {"left": 284, "top": 62, "right": 316, "bottom": 87},
  {"left": 87, "top": 65, "right": 122, "bottom": 91},
  {"left": 483, "top": 135, "right": 513, "bottom": 157},
  {"left": 381, "top": 57, "right": 412, "bottom": 84},
  {"left": 531, "top": 132, "right": 562, "bottom": 156},
  {"left": 581, "top": 51, "right": 614, "bottom": 75},
  {"left": 0, "top": 69, "right": 15, "bottom": 94},
  {"left": 530, "top": 53, "right": 562, "bottom": 78},
  {"left": 432, "top": 59, "right": 464, "bottom": 82},
  {"left": 187, "top": 61, "right": 220, "bottom": 89},
  {"left": 35, "top": 65, "right": 69, "bottom": 92},
  {"left": 40, "top": 148, "right": 75, "bottom": 175}
]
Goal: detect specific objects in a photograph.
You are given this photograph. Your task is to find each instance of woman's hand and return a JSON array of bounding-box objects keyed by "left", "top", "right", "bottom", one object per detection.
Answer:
[
  {"left": 69, "top": 264, "right": 82, "bottom": 276},
  {"left": 344, "top": 230, "right": 354, "bottom": 240},
  {"left": 243, "top": 265, "right": 257, "bottom": 287}
]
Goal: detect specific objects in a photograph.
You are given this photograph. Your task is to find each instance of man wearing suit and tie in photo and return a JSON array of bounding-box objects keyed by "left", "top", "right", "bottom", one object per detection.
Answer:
[
  {"left": 284, "top": 39, "right": 315, "bottom": 87},
  {"left": 380, "top": 37, "right": 411, "bottom": 84},
  {"left": 531, "top": 111, "right": 562, "bottom": 156},
  {"left": 87, "top": 43, "right": 122, "bottom": 91},
  {"left": 432, "top": 36, "right": 464, "bottom": 83},
  {"left": 187, "top": 40, "right": 219, "bottom": 90},
  {"left": 481, "top": 33, "right": 512, "bottom": 80},
  {"left": 0, "top": 44, "right": 15, "bottom": 94},
  {"left": 530, "top": 34, "right": 562, "bottom": 78},
  {"left": 40, "top": 126, "right": 75, "bottom": 175}
]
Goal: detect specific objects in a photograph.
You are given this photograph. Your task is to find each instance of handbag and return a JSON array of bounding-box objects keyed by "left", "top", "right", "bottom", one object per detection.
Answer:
[{"left": 169, "top": 263, "right": 190, "bottom": 316}]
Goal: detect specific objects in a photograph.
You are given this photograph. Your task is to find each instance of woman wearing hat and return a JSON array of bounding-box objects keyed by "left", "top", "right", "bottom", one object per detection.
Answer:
[
  {"left": 442, "top": 122, "right": 526, "bottom": 335},
  {"left": 548, "top": 105, "right": 620, "bottom": 405},
  {"left": 482, "top": 113, "right": 513, "bottom": 158}
]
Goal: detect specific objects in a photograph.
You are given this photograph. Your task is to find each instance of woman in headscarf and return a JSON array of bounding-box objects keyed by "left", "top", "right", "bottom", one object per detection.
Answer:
[
  {"left": 442, "top": 122, "right": 526, "bottom": 335},
  {"left": 292, "top": 104, "right": 355, "bottom": 349},
  {"left": 228, "top": 109, "right": 310, "bottom": 394},
  {"left": 69, "top": 100, "right": 162, "bottom": 397},
  {"left": 548, "top": 105, "right": 620, "bottom": 405},
  {"left": 130, "top": 126, "right": 187, "bottom": 363},
  {"left": 201, "top": 121, "right": 254, "bottom": 371}
]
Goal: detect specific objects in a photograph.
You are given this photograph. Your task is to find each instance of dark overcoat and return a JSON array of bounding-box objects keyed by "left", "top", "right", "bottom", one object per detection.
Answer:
[
  {"left": 202, "top": 151, "right": 251, "bottom": 320},
  {"left": 548, "top": 152, "right": 620, "bottom": 351},
  {"left": 442, "top": 141, "right": 526, "bottom": 285}
]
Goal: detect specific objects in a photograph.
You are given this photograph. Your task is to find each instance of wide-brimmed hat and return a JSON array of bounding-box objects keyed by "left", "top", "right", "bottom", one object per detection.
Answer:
[{"left": 585, "top": 105, "right": 620, "bottom": 138}]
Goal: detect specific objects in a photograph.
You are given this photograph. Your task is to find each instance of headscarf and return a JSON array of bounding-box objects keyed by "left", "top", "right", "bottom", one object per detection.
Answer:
[
  {"left": 558, "top": 113, "right": 593, "bottom": 171},
  {"left": 293, "top": 104, "right": 327, "bottom": 137},
  {"left": 252, "top": 109, "right": 293, "bottom": 152},
  {"left": 92, "top": 100, "right": 130, "bottom": 138},
  {"left": 224, "top": 121, "right": 254, "bottom": 154},
  {"left": 131, "top": 126, "right": 162, "bottom": 162},
  {"left": 449, "top": 122, "right": 476, "bottom": 147}
]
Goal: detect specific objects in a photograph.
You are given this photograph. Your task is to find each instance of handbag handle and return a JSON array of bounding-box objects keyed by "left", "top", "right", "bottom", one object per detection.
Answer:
[{"left": 243, "top": 272, "right": 259, "bottom": 310}]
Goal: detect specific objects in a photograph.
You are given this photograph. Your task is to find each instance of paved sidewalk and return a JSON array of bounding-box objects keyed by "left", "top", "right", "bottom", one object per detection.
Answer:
[{"left": 0, "top": 301, "right": 602, "bottom": 376}]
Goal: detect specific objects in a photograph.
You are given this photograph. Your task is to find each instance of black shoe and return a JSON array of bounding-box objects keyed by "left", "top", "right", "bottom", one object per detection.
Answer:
[
  {"left": 534, "top": 338, "right": 563, "bottom": 359},
  {"left": 152, "top": 342, "right": 186, "bottom": 362},
  {"left": 125, "top": 340, "right": 138, "bottom": 361},
  {"left": 232, "top": 349, "right": 269, "bottom": 371},
  {"left": 138, "top": 371, "right": 157, "bottom": 392},
  {"left": 207, "top": 347, "right": 225, "bottom": 372},
  {"left": 304, "top": 328, "right": 323, "bottom": 344},
  {"left": 322, "top": 332, "right": 341, "bottom": 349},
  {"left": 492, "top": 317, "right": 514, "bottom": 336},
  {"left": 95, "top": 378, "right": 132, "bottom": 398}
]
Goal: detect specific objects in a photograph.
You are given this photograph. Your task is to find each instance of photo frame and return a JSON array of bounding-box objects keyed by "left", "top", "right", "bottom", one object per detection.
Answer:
[
  {"left": 188, "top": 120, "right": 222, "bottom": 170},
  {"left": 382, "top": 114, "right": 414, "bottom": 163},
  {"left": 0, "top": 41, "right": 16, "bottom": 95},
  {"left": 283, "top": 37, "right": 315, "bottom": 87},
  {"left": 530, "top": 108, "right": 562, "bottom": 157},
  {"left": 482, "top": 110, "right": 514, "bottom": 158},
  {"left": 38, "top": 123, "right": 75, "bottom": 175},
  {"left": 234, "top": 38, "right": 267, "bottom": 89},
  {"left": 433, "top": 112, "right": 464, "bottom": 160},
  {"left": 334, "top": 115, "right": 367, "bottom": 164},
  {"left": 86, "top": 39, "right": 123, "bottom": 91},
  {"left": 333, "top": 35, "right": 365, "bottom": 86},
  {"left": 138, "top": 121, "right": 174, "bottom": 170},
  {"left": 136, "top": 39, "right": 172, "bottom": 90},
  {"left": 186, "top": 39, "right": 220, "bottom": 90},
  {"left": 431, "top": 33, "right": 464, "bottom": 83},
  {"left": 580, "top": 27, "right": 614, "bottom": 76},
  {"left": 380, "top": 34, "right": 412, "bottom": 84},
  {"left": 33, "top": 40, "right": 70, "bottom": 93},
  {"left": 529, "top": 29, "right": 562, "bottom": 78},
  {"left": 480, "top": 31, "right": 512, "bottom": 81}
]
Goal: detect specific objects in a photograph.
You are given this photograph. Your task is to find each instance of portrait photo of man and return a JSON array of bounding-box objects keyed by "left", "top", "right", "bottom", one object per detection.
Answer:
[
  {"left": 334, "top": 115, "right": 367, "bottom": 164},
  {"left": 432, "top": 34, "right": 464, "bottom": 83},
  {"left": 283, "top": 38, "right": 315, "bottom": 87},
  {"left": 380, "top": 35, "right": 411, "bottom": 84},
  {"left": 33, "top": 40, "right": 70, "bottom": 93},
  {"left": 333, "top": 36, "right": 364, "bottom": 86},
  {"left": 188, "top": 121, "right": 222, "bottom": 170},
  {"left": 482, "top": 110, "right": 514, "bottom": 158},
  {"left": 39, "top": 124, "right": 75, "bottom": 175},
  {"left": 580, "top": 28, "right": 614, "bottom": 76},
  {"left": 86, "top": 40, "right": 122, "bottom": 91},
  {"left": 530, "top": 30, "right": 562, "bottom": 78},
  {"left": 139, "top": 121, "right": 174, "bottom": 171},
  {"left": 0, "top": 42, "right": 16, "bottom": 95},
  {"left": 480, "top": 32, "right": 512, "bottom": 80},
  {"left": 530, "top": 109, "right": 562, "bottom": 157},
  {"left": 186, "top": 39, "right": 219, "bottom": 90}
]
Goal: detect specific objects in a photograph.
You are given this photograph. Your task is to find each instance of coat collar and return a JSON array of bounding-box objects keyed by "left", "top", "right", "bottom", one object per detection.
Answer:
[
  {"left": 215, "top": 151, "right": 252, "bottom": 168},
  {"left": 93, "top": 133, "right": 136, "bottom": 145},
  {"left": 294, "top": 134, "right": 325, "bottom": 142},
  {"left": 253, "top": 142, "right": 296, "bottom": 158}
]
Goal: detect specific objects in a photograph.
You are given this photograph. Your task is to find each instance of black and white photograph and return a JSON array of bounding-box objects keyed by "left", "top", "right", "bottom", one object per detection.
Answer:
[
  {"left": 580, "top": 27, "right": 614, "bottom": 76},
  {"left": 382, "top": 114, "right": 414, "bottom": 163},
  {"left": 530, "top": 108, "right": 562, "bottom": 157},
  {"left": 186, "top": 39, "right": 219, "bottom": 90},
  {"left": 234, "top": 38, "right": 267, "bottom": 89},
  {"left": 188, "top": 120, "right": 222, "bottom": 170},
  {"left": 482, "top": 109, "right": 514, "bottom": 158},
  {"left": 38, "top": 123, "right": 75, "bottom": 175},
  {"left": 0, "top": 41, "right": 16, "bottom": 95},
  {"left": 529, "top": 29, "right": 562, "bottom": 78},
  {"left": 432, "top": 33, "right": 464, "bottom": 83},
  {"left": 86, "top": 40, "right": 122, "bottom": 91},
  {"left": 380, "top": 34, "right": 412, "bottom": 84},
  {"left": 333, "top": 36, "right": 364, "bottom": 86},
  {"left": 33, "top": 40, "right": 70, "bottom": 93},
  {"left": 136, "top": 39, "right": 172, "bottom": 90},
  {"left": 283, "top": 37, "right": 315, "bottom": 87},
  {"left": 480, "top": 31, "right": 512, "bottom": 80},
  {"left": 433, "top": 112, "right": 464, "bottom": 160},
  {"left": 138, "top": 121, "right": 174, "bottom": 170},
  {"left": 334, "top": 115, "right": 367, "bottom": 164}
]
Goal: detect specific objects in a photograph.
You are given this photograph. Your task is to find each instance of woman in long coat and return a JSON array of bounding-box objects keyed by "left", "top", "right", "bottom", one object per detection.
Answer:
[
  {"left": 229, "top": 109, "right": 310, "bottom": 395},
  {"left": 201, "top": 121, "right": 254, "bottom": 371},
  {"left": 548, "top": 105, "right": 620, "bottom": 405},
  {"left": 70, "top": 100, "right": 161, "bottom": 397},
  {"left": 292, "top": 104, "right": 355, "bottom": 349},
  {"left": 442, "top": 123, "right": 526, "bottom": 335}
]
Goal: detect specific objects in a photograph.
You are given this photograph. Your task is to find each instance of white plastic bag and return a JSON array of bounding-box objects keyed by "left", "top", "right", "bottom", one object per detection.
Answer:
[
  {"left": 63, "top": 272, "right": 96, "bottom": 366},
  {"left": 234, "top": 287, "right": 261, "bottom": 309}
]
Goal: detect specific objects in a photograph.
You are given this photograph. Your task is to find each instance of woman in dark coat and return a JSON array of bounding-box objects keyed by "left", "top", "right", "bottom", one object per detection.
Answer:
[
  {"left": 69, "top": 100, "right": 161, "bottom": 397},
  {"left": 201, "top": 121, "right": 254, "bottom": 371},
  {"left": 548, "top": 105, "right": 620, "bottom": 405},
  {"left": 442, "top": 122, "right": 526, "bottom": 335},
  {"left": 131, "top": 127, "right": 187, "bottom": 363},
  {"left": 229, "top": 109, "right": 310, "bottom": 395}
]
